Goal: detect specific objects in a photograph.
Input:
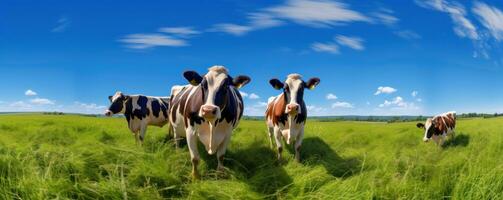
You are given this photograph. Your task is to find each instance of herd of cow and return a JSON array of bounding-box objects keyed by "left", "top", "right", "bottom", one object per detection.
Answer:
[{"left": 104, "top": 66, "right": 457, "bottom": 179}]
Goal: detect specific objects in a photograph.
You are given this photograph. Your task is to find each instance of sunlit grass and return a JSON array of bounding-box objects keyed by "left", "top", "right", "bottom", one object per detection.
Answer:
[{"left": 0, "top": 114, "right": 502, "bottom": 199}]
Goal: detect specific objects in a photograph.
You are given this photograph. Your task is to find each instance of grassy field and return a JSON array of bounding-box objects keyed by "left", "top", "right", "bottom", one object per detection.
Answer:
[{"left": 0, "top": 114, "right": 503, "bottom": 199}]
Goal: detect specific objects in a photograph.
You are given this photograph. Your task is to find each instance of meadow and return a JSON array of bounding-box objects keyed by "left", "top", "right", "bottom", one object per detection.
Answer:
[{"left": 0, "top": 114, "right": 503, "bottom": 199}]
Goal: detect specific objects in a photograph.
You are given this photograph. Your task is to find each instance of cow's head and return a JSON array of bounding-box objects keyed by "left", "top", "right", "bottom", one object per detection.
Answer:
[
  {"left": 416, "top": 118, "right": 436, "bottom": 142},
  {"left": 105, "top": 91, "right": 129, "bottom": 116},
  {"left": 183, "top": 66, "right": 250, "bottom": 122},
  {"left": 269, "top": 74, "right": 320, "bottom": 115}
]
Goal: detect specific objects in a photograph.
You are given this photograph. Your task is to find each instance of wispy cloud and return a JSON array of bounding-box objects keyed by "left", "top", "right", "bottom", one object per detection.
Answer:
[
  {"left": 158, "top": 26, "right": 201, "bottom": 37},
  {"left": 372, "top": 8, "right": 399, "bottom": 26},
  {"left": 335, "top": 35, "right": 365, "bottom": 50},
  {"left": 311, "top": 42, "right": 339, "bottom": 54},
  {"left": 30, "top": 98, "right": 55, "bottom": 105},
  {"left": 120, "top": 34, "right": 188, "bottom": 49},
  {"left": 211, "top": 13, "right": 283, "bottom": 36},
  {"left": 473, "top": 2, "right": 503, "bottom": 41},
  {"left": 249, "top": 93, "right": 260, "bottom": 99},
  {"left": 265, "top": 0, "right": 369, "bottom": 27},
  {"left": 374, "top": 86, "right": 397, "bottom": 95},
  {"left": 416, "top": 0, "right": 478, "bottom": 40},
  {"left": 212, "top": 0, "right": 368, "bottom": 35},
  {"left": 331, "top": 101, "right": 354, "bottom": 108},
  {"left": 25, "top": 89, "right": 37, "bottom": 96},
  {"left": 326, "top": 93, "right": 338, "bottom": 100},
  {"left": 394, "top": 30, "right": 422, "bottom": 40},
  {"left": 52, "top": 17, "right": 70, "bottom": 32},
  {"left": 411, "top": 91, "right": 418, "bottom": 97}
]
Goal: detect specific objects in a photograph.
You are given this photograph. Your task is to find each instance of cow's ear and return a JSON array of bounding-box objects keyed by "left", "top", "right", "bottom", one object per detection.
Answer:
[
  {"left": 305, "top": 77, "right": 320, "bottom": 90},
  {"left": 269, "top": 79, "right": 284, "bottom": 90},
  {"left": 233, "top": 75, "right": 251, "bottom": 89},
  {"left": 416, "top": 123, "right": 425, "bottom": 129},
  {"left": 108, "top": 96, "right": 113, "bottom": 102},
  {"left": 183, "top": 71, "right": 203, "bottom": 86}
]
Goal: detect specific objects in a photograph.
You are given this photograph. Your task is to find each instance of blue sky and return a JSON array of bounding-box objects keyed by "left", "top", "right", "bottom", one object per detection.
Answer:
[{"left": 1, "top": 0, "right": 503, "bottom": 116}]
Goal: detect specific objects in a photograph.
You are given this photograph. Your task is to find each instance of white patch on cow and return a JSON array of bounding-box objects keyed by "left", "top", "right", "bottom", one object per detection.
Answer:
[
  {"left": 199, "top": 66, "right": 229, "bottom": 120},
  {"left": 111, "top": 91, "right": 123, "bottom": 102},
  {"left": 285, "top": 73, "right": 303, "bottom": 111},
  {"left": 423, "top": 118, "right": 433, "bottom": 142}
]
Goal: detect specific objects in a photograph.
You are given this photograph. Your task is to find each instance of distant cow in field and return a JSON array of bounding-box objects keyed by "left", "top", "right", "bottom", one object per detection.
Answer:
[
  {"left": 416, "top": 111, "right": 456, "bottom": 146},
  {"left": 169, "top": 66, "right": 250, "bottom": 179},
  {"left": 266, "top": 74, "right": 320, "bottom": 162},
  {"left": 105, "top": 91, "right": 170, "bottom": 145}
]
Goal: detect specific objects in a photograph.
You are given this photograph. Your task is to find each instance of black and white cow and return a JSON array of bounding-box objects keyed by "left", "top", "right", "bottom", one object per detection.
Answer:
[
  {"left": 266, "top": 74, "right": 320, "bottom": 162},
  {"left": 105, "top": 91, "right": 170, "bottom": 145},
  {"left": 169, "top": 66, "right": 250, "bottom": 179},
  {"left": 416, "top": 111, "right": 456, "bottom": 146}
]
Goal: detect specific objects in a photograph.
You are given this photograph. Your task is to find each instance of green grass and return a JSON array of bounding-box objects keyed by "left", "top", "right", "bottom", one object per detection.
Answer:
[{"left": 1, "top": 114, "right": 503, "bottom": 199}]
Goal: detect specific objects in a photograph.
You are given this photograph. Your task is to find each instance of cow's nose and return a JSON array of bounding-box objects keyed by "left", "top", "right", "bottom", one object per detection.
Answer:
[
  {"left": 201, "top": 105, "right": 218, "bottom": 118},
  {"left": 104, "top": 110, "right": 112, "bottom": 117},
  {"left": 286, "top": 104, "right": 299, "bottom": 113}
]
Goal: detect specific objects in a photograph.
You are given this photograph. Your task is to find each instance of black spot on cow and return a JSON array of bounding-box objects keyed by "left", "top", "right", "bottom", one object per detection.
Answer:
[
  {"left": 160, "top": 98, "right": 169, "bottom": 119},
  {"left": 151, "top": 99, "right": 161, "bottom": 118},
  {"left": 132, "top": 95, "right": 150, "bottom": 120},
  {"left": 125, "top": 98, "right": 133, "bottom": 125}
]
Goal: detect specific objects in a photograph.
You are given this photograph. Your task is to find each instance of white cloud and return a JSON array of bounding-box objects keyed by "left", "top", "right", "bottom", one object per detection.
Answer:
[
  {"left": 411, "top": 91, "right": 418, "bottom": 97},
  {"left": 335, "top": 35, "right": 364, "bottom": 50},
  {"left": 373, "top": 8, "right": 399, "bottom": 26},
  {"left": 9, "top": 101, "right": 32, "bottom": 109},
  {"left": 240, "top": 91, "right": 249, "bottom": 97},
  {"left": 473, "top": 2, "right": 503, "bottom": 41},
  {"left": 416, "top": 0, "right": 478, "bottom": 40},
  {"left": 52, "top": 17, "right": 70, "bottom": 32},
  {"left": 379, "top": 96, "right": 407, "bottom": 108},
  {"left": 311, "top": 42, "right": 339, "bottom": 54},
  {"left": 212, "top": 0, "right": 369, "bottom": 35},
  {"left": 326, "top": 93, "right": 338, "bottom": 100},
  {"left": 416, "top": 98, "right": 423, "bottom": 102},
  {"left": 120, "top": 34, "right": 188, "bottom": 49},
  {"left": 210, "top": 23, "right": 253, "bottom": 36},
  {"left": 265, "top": 0, "right": 370, "bottom": 27},
  {"left": 394, "top": 30, "right": 422, "bottom": 40},
  {"left": 243, "top": 101, "right": 269, "bottom": 116},
  {"left": 374, "top": 86, "right": 397, "bottom": 95},
  {"left": 211, "top": 13, "right": 283, "bottom": 36},
  {"left": 158, "top": 26, "right": 200, "bottom": 37},
  {"left": 331, "top": 101, "right": 354, "bottom": 108},
  {"left": 75, "top": 102, "right": 106, "bottom": 110},
  {"left": 25, "top": 89, "right": 37, "bottom": 96},
  {"left": 249, "top": 93, "right": 260, "bottom": 99},
  {"left": 307, "top": 105, "right": 325, "bottom": 113},
  {"left": 30, "top": 98, "right": 55, "bottom": 105}
]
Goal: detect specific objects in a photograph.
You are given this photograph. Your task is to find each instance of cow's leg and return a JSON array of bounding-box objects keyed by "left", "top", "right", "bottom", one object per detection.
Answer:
[
  {"left": 139, "top": 123, "right": 147, "bottom": 146},
  {"left": 273, "top": 126, "right": 283, "bottom": 161},
  {"left": 267, "top": 127, "right": 274, "bottom": 149},
  {"left": 134, "top": 131, "right": 140, "bottom": 146},
  {"left": 294, "top": 129, "right": 304, "bottom": 162},
  {"left": 173, "top": 129, "right": 181, "bottom": 149},
  {"left": 186, "top": 126, "right": 200, "bottom": 179},
  {"left": 440, "top": 135, "right": 446, "bottom": 147},
  {"left": 217, "top": 130, "right": 232, "bottom": 172}
]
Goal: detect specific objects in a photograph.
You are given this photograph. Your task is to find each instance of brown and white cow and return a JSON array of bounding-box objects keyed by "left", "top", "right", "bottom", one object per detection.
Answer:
[
  {"left": 266, "top": 74, "right": 320, "bottom": 162},
  {"left": 416, "top": 111, "right": 456, "bottom": 146},
  {"left": 169, "top": 66, "right": 250, "bottom": 179},
  {"left": 105, "top": 91, "right": 170, "bottom": 145}
]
